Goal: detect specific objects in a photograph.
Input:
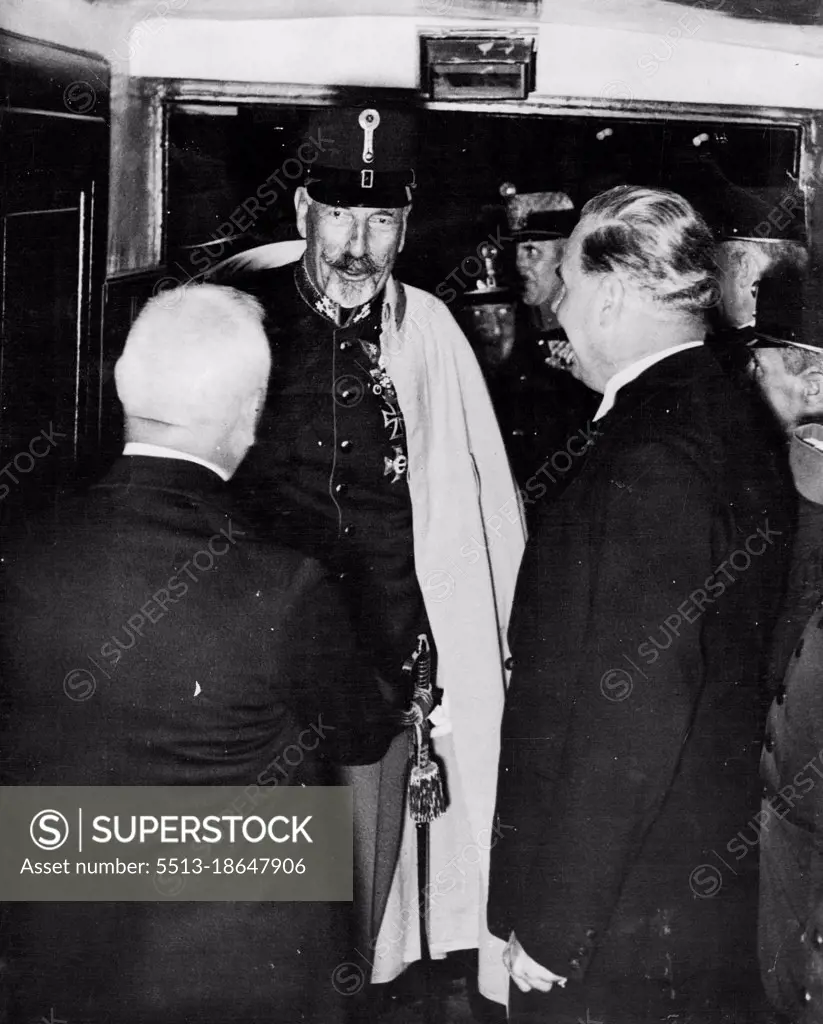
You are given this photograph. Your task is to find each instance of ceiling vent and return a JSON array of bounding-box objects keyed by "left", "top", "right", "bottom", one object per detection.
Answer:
[{"left": 420, "top": 31, "right": 536, "bottom": 101}]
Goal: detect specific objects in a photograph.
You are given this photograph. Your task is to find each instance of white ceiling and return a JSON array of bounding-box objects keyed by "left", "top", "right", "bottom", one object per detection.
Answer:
[{"left": 91, "top": 0, "right": 823, "bottom": 57}]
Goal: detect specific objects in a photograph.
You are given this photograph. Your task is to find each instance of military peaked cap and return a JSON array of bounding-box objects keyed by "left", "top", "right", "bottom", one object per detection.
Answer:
[{"left": 303, "top": 105, "right": 416, "bottom": 208}]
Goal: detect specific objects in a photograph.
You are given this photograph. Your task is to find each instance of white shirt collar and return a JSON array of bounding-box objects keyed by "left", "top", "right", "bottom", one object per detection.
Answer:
[
  {"left": 122, "top": 442, "right": 230, "bottom": 482},
  {"left": 593, "top": 340, "right": 705, "bottom": 421}
]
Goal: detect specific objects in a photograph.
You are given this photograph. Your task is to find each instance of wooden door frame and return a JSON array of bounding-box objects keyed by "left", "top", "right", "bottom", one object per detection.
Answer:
[{"left": 109, "top": 78, "right": 823, "bottom": 334}]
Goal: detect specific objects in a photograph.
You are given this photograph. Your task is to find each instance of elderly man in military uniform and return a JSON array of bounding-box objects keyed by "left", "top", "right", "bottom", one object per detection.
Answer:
[
  {"left": 213, "top": 106, "right": 525, "bottom": 1011},
  {"left": 493, "top": 185, "right": 599, "bottom": 499}
]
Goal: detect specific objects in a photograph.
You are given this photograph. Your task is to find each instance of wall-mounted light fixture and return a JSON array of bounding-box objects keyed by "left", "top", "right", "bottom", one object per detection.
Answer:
[{"left": 420, "top": 31, "right": 536, "bottom": 101}]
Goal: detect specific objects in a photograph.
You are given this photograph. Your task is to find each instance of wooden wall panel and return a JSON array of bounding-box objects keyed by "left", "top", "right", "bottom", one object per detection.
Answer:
[{"left": 107, "top": 74, "right": 166, "bottom": 275}]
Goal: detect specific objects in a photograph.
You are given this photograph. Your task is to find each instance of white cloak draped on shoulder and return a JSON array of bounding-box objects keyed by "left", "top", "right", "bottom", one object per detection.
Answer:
[{"left": 372, "top": 276, "right": 526, "bottom": 1006}]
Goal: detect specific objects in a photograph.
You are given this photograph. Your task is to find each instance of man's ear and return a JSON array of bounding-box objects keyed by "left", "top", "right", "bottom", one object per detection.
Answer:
[
  {"left": 251, "top": 383, "right": 267, "bottom": 426},
  {"left": 733, "top": 248, "right": 757, "bottom": 293},
  {"left": 238, "top": 385, "right": 267, "bottom": 450},
  {"left": 597, "top": 272, "right": 624, "bottom": 328},
  {"left": 397, "top": 205, "right": 411, "bottom": 254},
  {"left": 801, "top": 369, "right": 823, "bottom": 418},
  {"left": 294, "top": 187, "right": 310, "bottom": 239}
]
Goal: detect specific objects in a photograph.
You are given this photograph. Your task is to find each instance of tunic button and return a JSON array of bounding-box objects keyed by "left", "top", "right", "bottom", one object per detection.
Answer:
[
  {"left": 340, "top": 440, "right": 352, "bottom": 451},
  {"left": 803, "top": 988, "right": 812, "bottom": 1003},
  {"left": 813, "top": 930, "right": 823, "bottom": 949},
  {"left": 568, "top": 958, "right": 581, "bottom": 971},
  {"left": 504, "top": 656, "right": 514, "bottom": 671},
  {"left": 343, "top": 524, "right": 356, "bottom": 537},
  {"left": 764, "top": 734, "right": 776, "bottom": 754},
  {"left": 334, "top": 483, "right": 347, "bottom": 496},
  {"left": 339, "top": 340, "right": 352, "bottom": 351},
  {"left": 317, "top": 439, "right": 324, "bottom": 447}
]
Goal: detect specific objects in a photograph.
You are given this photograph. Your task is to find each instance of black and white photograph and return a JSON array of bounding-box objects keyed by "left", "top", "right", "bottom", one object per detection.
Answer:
[{"left": 1, "top": 0, "right": 822, "bottom": 1021}]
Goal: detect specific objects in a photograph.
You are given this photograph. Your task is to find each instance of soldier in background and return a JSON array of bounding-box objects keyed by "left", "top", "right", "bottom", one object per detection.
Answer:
[
  {"left": 709, "top": 196, "right": 808, "bottom": 376},
  {"left": 456, "top": 242, "right": 517, "bottom": 375},
  {"left": 746, "top": 296, "right": 823, "bottom": 1024},
  {"left": 748, "top": 268, "right": 817, "bottom": 688},
  {"left": 491, "top": 185, "right": 599, "bottom": 504}
]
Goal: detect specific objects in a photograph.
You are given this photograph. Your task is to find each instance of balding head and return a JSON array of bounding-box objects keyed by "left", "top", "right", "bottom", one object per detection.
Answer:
[
  {"left": 715, "top": 238, "right": 808, "bottom": 329},
  {"left": 115, "top": 284, "right": 270, "bottom": 476}
]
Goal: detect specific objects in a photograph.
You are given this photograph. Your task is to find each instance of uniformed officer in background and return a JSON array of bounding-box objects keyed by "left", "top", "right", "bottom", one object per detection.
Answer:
[
  {"left": 212, "top": 105, "right": 525, "bottom": 1015},
  {"left": 456, "top": 241, "right": 517, "bottom": 375},
  {"left": 490, "top": 185, "right": 599, "bottom": 504},
  {"left": 709, "top": 191, "right": 808, "bottom": 372},
  {"left": 506, "top": 184, "right": 575, "bottom": 350}
]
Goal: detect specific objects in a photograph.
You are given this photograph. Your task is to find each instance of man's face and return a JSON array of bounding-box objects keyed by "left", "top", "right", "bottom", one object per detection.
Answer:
[
  {"left": 296, "top": 189, "right": 409, "bottom": 308},
  {"left": 551, "top": 225, "right": 608, "bottom": 390},
  {"left": 462, "top": 303, "right": 516, "bottom": 370},
  {"left": 749, "top": 348, "right": 808, "bottom": 433},
  {"left": 516, "top": 238, "right": 567, "bottom": 307}
]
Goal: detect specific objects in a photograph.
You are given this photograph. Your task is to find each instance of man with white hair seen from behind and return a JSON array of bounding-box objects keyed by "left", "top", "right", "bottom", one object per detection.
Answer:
[
  {"left": 0, "top": 284, "right": 386, "bottom": 1024},
  {"left": 115, "top": 283, "right": 272, "bottom": 475},
  {"left": 489, "top": 186, "right": 794, "bottom": 1023}
]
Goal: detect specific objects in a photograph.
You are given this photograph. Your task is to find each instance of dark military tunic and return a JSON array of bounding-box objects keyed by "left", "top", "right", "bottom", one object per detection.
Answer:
[{"left": 227, "top": 260, "right": 426, "bottom": 709}]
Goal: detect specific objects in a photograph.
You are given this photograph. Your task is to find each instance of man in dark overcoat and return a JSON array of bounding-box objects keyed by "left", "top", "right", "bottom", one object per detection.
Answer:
[
  {"left": 0, "top": 285, "right": 387, "bottom": 1024},
  {"left": 489, "top": 185, "right": 795, "bottom": 1023}
]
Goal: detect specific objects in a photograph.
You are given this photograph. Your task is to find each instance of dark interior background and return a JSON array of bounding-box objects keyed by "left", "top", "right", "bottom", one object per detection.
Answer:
[{"left": 166, "top": 104, "right": 801, "bottom": 303}]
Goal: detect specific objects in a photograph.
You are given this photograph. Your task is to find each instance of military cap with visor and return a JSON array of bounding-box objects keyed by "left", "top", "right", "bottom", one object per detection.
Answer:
[
  {"left": 499, "top": 183, "right": 577, "bottom": 241},
  {"left": 302, "top": 105, "right": 416, "bottom": 209}
]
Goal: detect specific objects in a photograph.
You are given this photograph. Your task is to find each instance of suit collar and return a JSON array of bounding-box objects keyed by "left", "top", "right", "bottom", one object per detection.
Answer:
[
  {"left": 594, "top": 340, "right": 705, "bottom": 421},
  {"left": 92, "top": 456, "right": 232, "bottom": 511},
  {"left": 598, "top": 346, "right": 720, "bottom": 427},
  {"left": 122, "top": 443, "right": 229, "bottom": 482}
]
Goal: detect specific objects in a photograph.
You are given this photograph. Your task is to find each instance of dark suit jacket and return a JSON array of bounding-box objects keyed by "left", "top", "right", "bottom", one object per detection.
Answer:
[
  {"left": 759, "top": 599, "right": 823, "bottom": 1023},
  {"left": 0, "top": 456, "right": 387, "bottom": 1023},
  {"left": 489, "top": 347, "right": 795, "bottom": 1010}
]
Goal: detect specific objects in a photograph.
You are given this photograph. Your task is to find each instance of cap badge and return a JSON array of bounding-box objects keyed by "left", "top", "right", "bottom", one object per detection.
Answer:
[{"left": 358, "top": 108, "right": 380, "bottom": 165}]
